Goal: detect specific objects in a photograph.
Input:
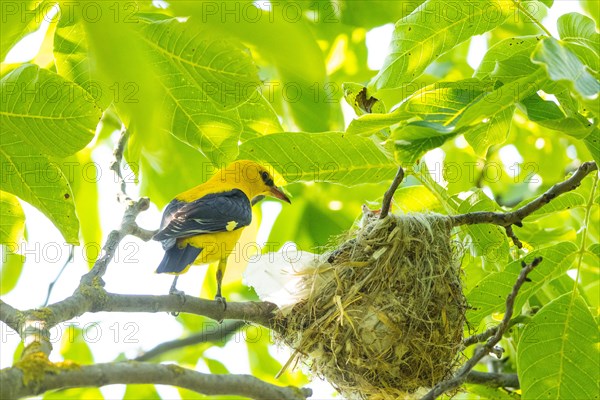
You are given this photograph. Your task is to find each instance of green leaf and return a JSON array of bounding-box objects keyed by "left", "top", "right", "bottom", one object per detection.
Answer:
[
  {"left": 557, "top": 12, "right": 600, "bottom": 72},
  {"left": 0, "top": 191, "right": 25, "bottom": 244},
  {"left": 457, "top": 69, "right": 549, "bottom": 128},
  {"left": 466, "top": 242, "right": 579, "bottom": 326},
  {"left": 393, "top": 123, "right": 458, "bottom": 165},
  {"left": 0, "top": 0, "right": 40, "bottom": 61},
  {"left": 463, "top": 106, "right": 514, "bottom": 156},
  {"left": 44, "top": 388, "right": 104, "bottom": 400},
  {"left": 584, "top": 128, "right": 600, "bottom": 165},
  {"left": 53, "top": 9, "right": 92, "bottom": 88},
  {"left": 239, "top": 132, "right": 398, "bottom": 186},
  {"left": 123, "top": 384, "right": 160, "bottom": 400},
  {"left": 457, "top": 190, "right": 509, "bottom": 269},
  {"left": 0, "top": 246, "right": 25, "bottom": 295},
  {"left": 393, "top": 185, "right": 443, "bottom": 212},
  {"left": 346, "top": 107, "right": 409, "bottom": 136},
  {"left": 237, "top": 92, "right": 283, "bottom": 138},
  {"left": 139, "top": 17, "right": 259, "bottom": 110},
  {"left": 135, "top": 18, "right": 257, "bottom": 164},
  {"left": 0, "top": 64, "right": 100, "bottom": 158},
  {"left": 169, "top": 3, "right": 333, "bottom": 132},
  {"left": 532, "top": 37, "right": 600, "bottom": 115},
  {"left": 474, "top": 36, "right": 541, "bottom": 80},
  {"left": 60, "top": 326, "right": 94, "bottom": 363},
  {"left": 517, "top": 293, "right": 600, "bottom": 400},
  {"left": 0, "top": 130, "right": 79, "bottom": 244},
  {"left": 370, "top": 0, "right": 512, "bottom": 91},
  {"left": 339, "top": 0, "right": 425, "bottom": 28},
  {"left": 580, "top": 0, "right": 600, "bottom": 26}
]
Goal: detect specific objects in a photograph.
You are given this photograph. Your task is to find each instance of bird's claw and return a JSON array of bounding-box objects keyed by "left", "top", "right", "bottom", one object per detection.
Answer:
[
  {"left": 215, "top": 295, "right": 227, "bottom": 312},
  {"left": 169, "top": 289, "right": 186, "bottom": 316}
]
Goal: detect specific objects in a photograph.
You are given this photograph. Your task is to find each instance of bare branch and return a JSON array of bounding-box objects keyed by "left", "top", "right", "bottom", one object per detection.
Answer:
[
  {"left": 466, "top": 371, "right": 519, "bottom": 389},
  {"left": 0, "top": 361, "right": 312, "bottom": 400},
  {"left": 421, "top": 257, "right": 542, "bottom": 400},
  {"left": 380, "top": 166, "right": 405, "bottom": 219},
  {"left": 135, "top": 320, "right": 246, "bottom": 361},
  {"left": 450, "top": 161, "right": 598, "bottom": 227},
  {"left": 109, "top": 126, "right": 131, "bottom": 202},
  {"left": 0, "top": 299, "right": 21, "bottom": 333}
]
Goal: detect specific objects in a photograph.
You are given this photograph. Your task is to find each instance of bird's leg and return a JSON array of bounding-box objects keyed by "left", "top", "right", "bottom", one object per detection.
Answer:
[
  {"left": 215, "top": 258, "right": 227, "bottom": 311},
  {"left": 169, "top": 275, "right": 185, "bottom": 316}
]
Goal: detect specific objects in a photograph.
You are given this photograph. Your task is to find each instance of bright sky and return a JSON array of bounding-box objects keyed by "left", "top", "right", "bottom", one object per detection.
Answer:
[{"left": 0, "top": 2, "right": 586, "bottom": 399}]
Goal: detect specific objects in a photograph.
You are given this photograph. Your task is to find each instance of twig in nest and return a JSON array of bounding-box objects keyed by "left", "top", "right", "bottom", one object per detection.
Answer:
[
  {"left": 421, "top": 257, "right": 543, "bottom": 400},
  {"left": 380, "top": 166, "right": 405, "bottom": 219}
]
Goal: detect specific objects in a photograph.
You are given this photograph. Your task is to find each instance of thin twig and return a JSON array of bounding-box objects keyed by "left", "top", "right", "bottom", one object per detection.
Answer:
[
  {"left": 0, "top": 361, "right": 312, "bottom": 400},
  {"left": 450, "top": 161, "right": 598, "bottom": 227},
  {"left": 109, "top": 126, "right": 131, "bottom": 202},
  {"left": 465, "top": 371, "right": 519, "bottom": 389},
  {"left": 421, "top": 257, "right": 542, "bottom": 400},
  {"left": 134, "top": 320, "right": 246, "bottom": 361},
  {"left": 43, "top": 245, "right": 74, "bottom": 307},
  {"left": 380, "top": 166, "right": 405, "bottom": 218}
]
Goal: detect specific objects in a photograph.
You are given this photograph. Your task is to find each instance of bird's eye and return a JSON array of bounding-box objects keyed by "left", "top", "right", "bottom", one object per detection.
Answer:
[{"left": 260, "top": 171, "right": 274, "bottom": 186}]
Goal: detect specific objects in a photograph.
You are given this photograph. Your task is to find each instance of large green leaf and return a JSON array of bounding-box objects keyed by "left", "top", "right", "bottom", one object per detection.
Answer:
[
  {"left": 239, "top": 132, "right": 398, "bottom": 186},
  {"left": 170, "top": 2, "right": 333, "bottom": 132},
  {"left": 0, "top": 191, "right": 25, "bottom": 244},
  {"left": 557, "top": 12, "right": 600, "bottom": 72},
  {"left": 584, "top": 128, "right": 600, "bottom": 165},
  {"left": 466, "top": 242, "right": 579, "bottom": 326},
  {"left": 474, "top": 36, "right": 541, "bottom": 80},
  {"left": 464, "top": 106, "right": 514, "bottom": 156},
  {"left": 0, "top": 0, "right": 40, "bottom": 61},
  {"left": 517, "top": 293, "right": 600, "bottom": 399},
  {"left": 0, "top": 64, "right": 100, "bottom": 158},
  {"left": 370, "top": 0, "right": 512, "bottom": 91},
  {"left": 0, "top": 131, "right": 80, "bottom": 243},
  {"left": 532, "top": 37, "right": 600, "bottom": 116},
  {"left": 392, "top": 123, "right": 458, "bottom": 165}
]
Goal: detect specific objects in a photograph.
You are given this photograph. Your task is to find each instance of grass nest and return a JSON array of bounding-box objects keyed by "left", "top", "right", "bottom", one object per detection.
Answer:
[{"left": 276, "top": 211, "right": 466, "bottom": 399}]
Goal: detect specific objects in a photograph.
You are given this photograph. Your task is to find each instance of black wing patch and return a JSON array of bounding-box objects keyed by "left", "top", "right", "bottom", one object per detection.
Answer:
[{"left": 153, "top": 189, "right": 252, "bottom": 249}]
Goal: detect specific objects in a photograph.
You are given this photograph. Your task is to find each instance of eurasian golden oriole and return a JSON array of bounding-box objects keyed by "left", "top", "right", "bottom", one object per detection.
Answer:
[{"left": 153, "top": 160, "right": 290, "bottom": 308}]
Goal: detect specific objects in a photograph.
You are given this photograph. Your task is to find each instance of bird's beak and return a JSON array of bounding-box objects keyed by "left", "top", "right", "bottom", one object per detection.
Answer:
[{"left": 270, "top": 186, "right": 291, "bottom": 203}]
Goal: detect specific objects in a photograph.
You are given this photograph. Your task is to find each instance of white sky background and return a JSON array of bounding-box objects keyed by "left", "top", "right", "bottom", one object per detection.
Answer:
[{"left": 0, "top": 1, "right": 587, "bottom": 399}]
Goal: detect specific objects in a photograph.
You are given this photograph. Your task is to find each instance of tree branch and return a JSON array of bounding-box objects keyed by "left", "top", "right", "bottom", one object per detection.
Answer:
[
  {"left": 421, "top": 257, "right": 542, "bottom": 400},
  {"left": 134, "top": 320, "right": 246, "bottom": 361},
  {"left": 466, "top": 371, "right": 519, "bottom": 389},
  {"left": 380, "top": 166, "right": 405, "bottom": 218},
  {"left": 0, "top": 361, "right": 311, "bottom": 400},
  {"left": 450, "top": 161, "right": 597, "bottom": 227},
  {"left": 109, "top": 126, "right": 131, "bottom": 202},
  {"left": 0, "top": 299, "right": 21, "bottom": 333}
]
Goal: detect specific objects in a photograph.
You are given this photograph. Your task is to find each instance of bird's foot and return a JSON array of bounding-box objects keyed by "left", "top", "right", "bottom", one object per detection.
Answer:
[
  {"left": 169, "top": 288, "right": 186, "bottom": 316},
  {"left": 215, "top": 295, "right": 227, "bottom": 312}
]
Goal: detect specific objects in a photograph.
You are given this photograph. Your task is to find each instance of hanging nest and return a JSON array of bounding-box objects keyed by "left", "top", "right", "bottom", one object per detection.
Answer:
[{"left": 275, "top": 211, "right": 466, "bottom": 399}]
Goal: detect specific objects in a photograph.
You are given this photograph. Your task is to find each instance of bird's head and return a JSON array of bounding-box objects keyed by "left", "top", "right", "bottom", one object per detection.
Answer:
[{"left": 215, "top": 160, "right": 291, "bottom": 204}]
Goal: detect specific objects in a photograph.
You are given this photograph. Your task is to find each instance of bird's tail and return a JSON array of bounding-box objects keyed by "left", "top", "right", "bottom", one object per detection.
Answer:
[{"left": 156, "top": 244, "right": 202, "bottom": 274}]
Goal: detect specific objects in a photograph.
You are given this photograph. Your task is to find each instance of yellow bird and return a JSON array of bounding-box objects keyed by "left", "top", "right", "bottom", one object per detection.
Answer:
[{"left": 153, "top": 160, "right": 290, "bottom": 308}]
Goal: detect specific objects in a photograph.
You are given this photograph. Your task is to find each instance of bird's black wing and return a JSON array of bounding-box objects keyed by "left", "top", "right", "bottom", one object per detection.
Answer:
[{"left": 153, "top": 189, "right": 252, "bottom": 249}]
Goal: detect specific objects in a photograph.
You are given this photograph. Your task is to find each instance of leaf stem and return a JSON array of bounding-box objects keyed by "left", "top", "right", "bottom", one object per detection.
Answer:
[{"left": 514, "top": 0, "right": 554, "bottom": 38}]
